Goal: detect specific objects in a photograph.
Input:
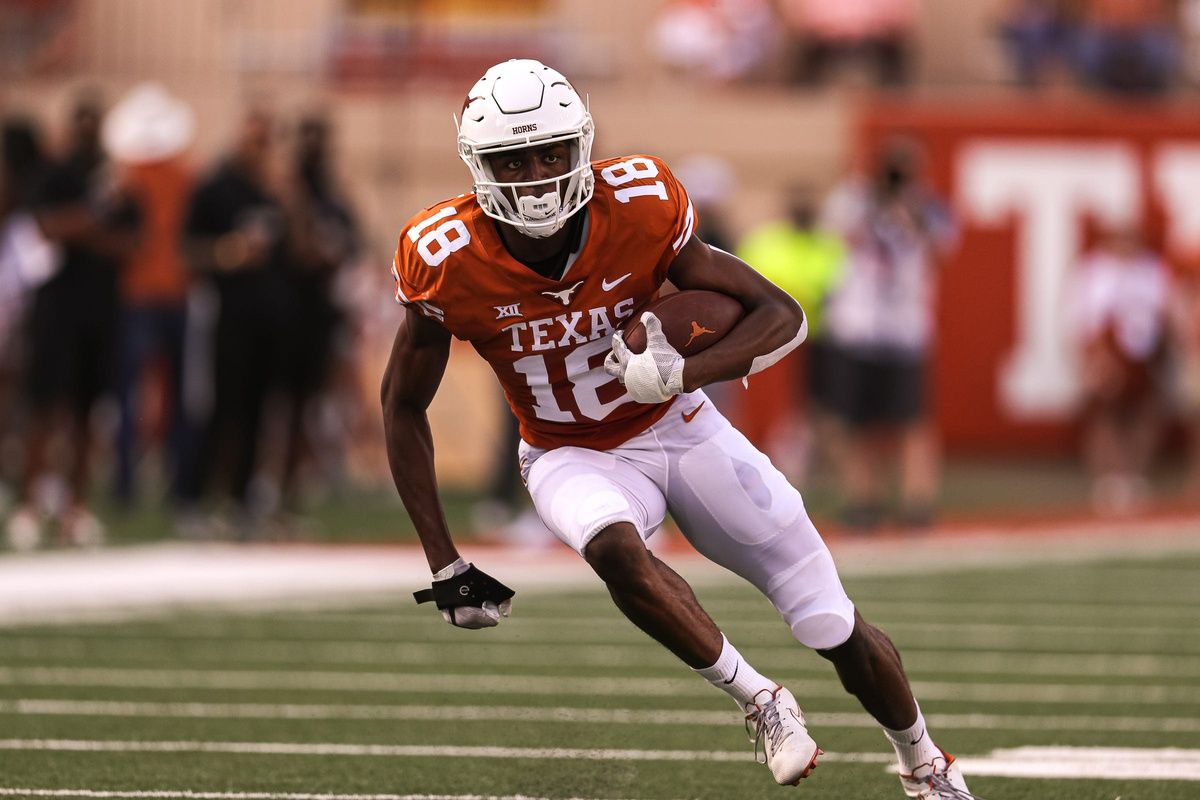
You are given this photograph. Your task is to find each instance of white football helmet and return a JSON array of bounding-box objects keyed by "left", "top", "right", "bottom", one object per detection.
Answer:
[{"left": 457, "top": 59, "right": 595, "bottom": 239}]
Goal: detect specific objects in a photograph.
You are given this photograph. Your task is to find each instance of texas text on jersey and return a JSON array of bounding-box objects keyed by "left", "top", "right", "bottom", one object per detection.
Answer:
[{"left": 393, "top": 154, "right": 697, "bottom": 451}]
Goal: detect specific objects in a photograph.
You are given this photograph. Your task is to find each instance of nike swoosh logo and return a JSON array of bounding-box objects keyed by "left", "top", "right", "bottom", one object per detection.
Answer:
[
  {"left": 682, "top": 401, "right": 706, "bottom": 423},
  {"left": 602, "top": 273, "right": 631, "bottom": 291},
  {"left": 722, "top": 660, "right": 739, "bottom": 685},
  {"left": 909, "top": 728, "right": 926, "bottom": 746}
]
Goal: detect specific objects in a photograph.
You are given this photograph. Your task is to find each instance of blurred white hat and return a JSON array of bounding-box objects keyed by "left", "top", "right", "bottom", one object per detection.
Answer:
[{"left": 103, "top": 83, "right": 194, "bottom": 164}]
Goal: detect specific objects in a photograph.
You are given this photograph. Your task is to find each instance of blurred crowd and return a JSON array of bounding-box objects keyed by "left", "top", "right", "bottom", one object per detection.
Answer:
[
  {"left": 0, "top": 84, "right": 366, "bottom": 549},
  {"left": 997, "top": 0, "right": 1200, "bottom": 93},
  {"left": 4, "top": 81, "right": 1200, "bottom": 553},
  {"left": 651, "top": 0, "right": 1200, "bottom": 93}
]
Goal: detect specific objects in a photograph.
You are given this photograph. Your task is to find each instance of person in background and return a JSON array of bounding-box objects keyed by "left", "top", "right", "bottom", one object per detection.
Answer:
[
  {"left": 0, "top": 118, "right": 55, "bottom": 522},
  {"left": 179, "top": 109, "right": 287, "bottom": 537},
  {"left": 673, "top": 154, "right": 737, "bottom": 256},
  {"left": 820, "top": 138, "right": 957, "bottom": 531},
  {"left": 1171, "top": 262, "right": 1200, "bottom": 494},
  {"left": 779, "top": 0, "right": 918, "bottom": 87},
  {"left": 5, "top": 93, "right": 140, "bottom": 550},
  {"left": 1069, "top": 225, "right": 1172, "bottom": 515},
  {"left": 278, "top": 113, "right": 360, "bottom": 523},
  {"left": 996, "top": 0, "right": 1081, "bottom": 88},
  {"left": 738, "top": 183, "right": 845, "bottom": 482},
  {"left": 101, "top": 84, "right": 195, "bottom": 510},
  {"left": 651, "top": 0, "right": 776, "bottom": 83},
  {"left": 1074, "top": 0, "right": 1180, "bottom": 94}
]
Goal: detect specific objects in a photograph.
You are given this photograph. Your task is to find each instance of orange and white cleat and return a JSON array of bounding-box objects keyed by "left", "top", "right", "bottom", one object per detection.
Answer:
[
  {"left": 744, "top": 685, "right": 822, "bottom": 785},
  {"left": 900, "top": 749, "right": 979, "bottom": 799}
]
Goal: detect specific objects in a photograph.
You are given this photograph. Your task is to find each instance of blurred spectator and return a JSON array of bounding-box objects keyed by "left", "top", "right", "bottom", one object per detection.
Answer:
[
  {"left": 1183, "top": 0, "right": 1200, "bottom": 85},
  {"left": 820, "top": 138, "right": 957, "bottom": 530},
  {"left": 1069, "top": 226, "right": 1172, "bottom": 515},
  {"left": 738, "top": 183, "right": 845, "bottom": 480},
  {"left": 779, "top": 0, "right": 918, "bottom": 87},
  {"left": 101, "top": 84, "right": 196, "bottom": 509},
  {"left": 1171, "top": 265, "right": 1200, "bottom": 494},
  {"left": 1074, "top": 0, "right": 1180, "bottom": 94},
  {"left": 5, "top": 93, "right": 140, "bottom": 550},
  {"left": 277, "top": 113, "right": 360, "bottom": 520},
  {"left": 673, "top": 155, "right": 740, "bottom": 415},
  {"left": 997, "top": 0, "right": 1081, "bottom": 88},
  {"left": 673, "top": 154, "right": 737, "bottom": 254},
  {"left": 652, "top": 0, "right": 775, "bottom": 82},
  {"left": 0, "top": 118, "right": 56, "bottom": 513},
  {"left": 179, "top": 109, "right": 288, "bottom": 537}
]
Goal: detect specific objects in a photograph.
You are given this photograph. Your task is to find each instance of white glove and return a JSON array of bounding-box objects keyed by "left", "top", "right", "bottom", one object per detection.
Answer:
[
  {"left": 604, "top": 312, "right": 685, "bottom": 404},
  {"left": 431, "top": 558, "right": 513, "bottom": 629}
]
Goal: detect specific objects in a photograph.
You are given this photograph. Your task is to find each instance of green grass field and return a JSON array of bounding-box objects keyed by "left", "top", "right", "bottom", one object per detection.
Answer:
[{"left": 1, "top": 547, "right": 1198, "bottom": 799}]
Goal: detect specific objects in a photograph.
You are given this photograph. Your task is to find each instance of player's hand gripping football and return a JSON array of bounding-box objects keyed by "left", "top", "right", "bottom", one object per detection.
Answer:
[
  {"left": 604, "top": 312, "right": 685, "bottom": 404},
  {"left": 413, "top": 558, "right": 515, "bottom": 629}
]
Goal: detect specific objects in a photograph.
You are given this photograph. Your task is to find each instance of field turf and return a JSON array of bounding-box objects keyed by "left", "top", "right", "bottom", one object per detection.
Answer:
[{"left": 0, "top": 546, "right": 1198, "bottom": 799}]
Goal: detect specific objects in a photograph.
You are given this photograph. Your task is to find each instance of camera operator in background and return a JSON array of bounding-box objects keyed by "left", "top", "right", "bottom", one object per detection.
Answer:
[{"left": 820, "top": 137, "right": 957, "bottom": 531}]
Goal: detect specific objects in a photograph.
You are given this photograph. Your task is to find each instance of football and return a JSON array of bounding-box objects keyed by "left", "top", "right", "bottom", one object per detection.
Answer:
[{"left": 621, "top": 290, "right": 744, "bottom": 357}]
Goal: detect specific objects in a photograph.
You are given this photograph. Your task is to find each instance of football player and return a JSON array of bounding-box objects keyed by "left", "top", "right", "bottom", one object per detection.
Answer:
[{"left": 384, "top": 59, "right": 976, "bottom": 799}]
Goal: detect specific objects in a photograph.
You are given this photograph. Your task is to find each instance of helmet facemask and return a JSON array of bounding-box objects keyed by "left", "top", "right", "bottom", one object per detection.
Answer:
[{"left": 459, "top": 121, "right": 595, "bottom": 239}]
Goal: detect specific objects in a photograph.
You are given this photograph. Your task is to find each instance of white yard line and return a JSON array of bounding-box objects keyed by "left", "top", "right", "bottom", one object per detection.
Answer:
[
  {"left": 4, "top": 794, "right": 642, "bottom": 800},
  {"left": 0, "top": 738, "right": 892, "bottom": 765},
  {"left": 0, "top": 667, "right": 1195, "bottom": 705},
  {"left": 4, "top": 638, "right": 1196, "bottom": 679},
  {"left": 958, "top": 746, "right": 1200, "bottom": 781},
  {"left": 2, "top": 741, "right": 1199, "bottom": 782},
  {"left": 3, "top": 699, "right": 1199, "bottom": 733}
]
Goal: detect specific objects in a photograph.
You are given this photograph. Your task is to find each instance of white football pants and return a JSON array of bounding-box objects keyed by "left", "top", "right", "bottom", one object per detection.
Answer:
[{"left": 519, "top": 389, "right": 856, "bottom": 650}]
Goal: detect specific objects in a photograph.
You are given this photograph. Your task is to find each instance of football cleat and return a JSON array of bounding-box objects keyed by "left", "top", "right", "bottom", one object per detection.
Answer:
[
  {"left": 899, "top": 749, "right": 979, "bottom": 799},
  {"left": 744, "top": 685, "right": 822, "bottom": 785}
]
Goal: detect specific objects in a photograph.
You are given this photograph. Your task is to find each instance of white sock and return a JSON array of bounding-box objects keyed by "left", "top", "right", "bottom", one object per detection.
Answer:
[
  {"left": 693, "top": 635, "right": 776, "bottom": 709},
  {"left": 882, "top": 704, "right": 942, "bottom": 773}
]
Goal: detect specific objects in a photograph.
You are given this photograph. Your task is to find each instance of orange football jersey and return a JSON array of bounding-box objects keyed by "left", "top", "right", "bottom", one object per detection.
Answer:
[{"left": 393, "top": 155, "right": 697, "bottom": 450}]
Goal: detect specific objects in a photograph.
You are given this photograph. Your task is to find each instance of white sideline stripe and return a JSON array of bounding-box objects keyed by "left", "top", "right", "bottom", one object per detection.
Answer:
[
  {"left": 0, "top": 739, "right": 893, "bottom": 765},
  {"left": 0, "top": 794, "right": 616, "bottom": 800},
  {"left": 6, "top": 637, "right": 1197, "bottom": 679},
  {"left": 4, "top": 699, "right": 1200, "bottom": 733},
  {"left": 3, "top": 522, "right": 1199, "bottom": 626},
  {"left": 1, "top": 667, "right": 1195, "bottom": 705},
  {"left": 957, "top": 746, "right": 1200, "bottom": 782}
]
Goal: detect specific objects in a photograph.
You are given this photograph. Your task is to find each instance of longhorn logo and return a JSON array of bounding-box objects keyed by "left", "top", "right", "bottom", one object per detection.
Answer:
[
  {"left": 541, "top": 280, "right": 585, "bottom": 306},
  {"left": 685, "top": 320, "right": 717, "bottom": 348}
]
